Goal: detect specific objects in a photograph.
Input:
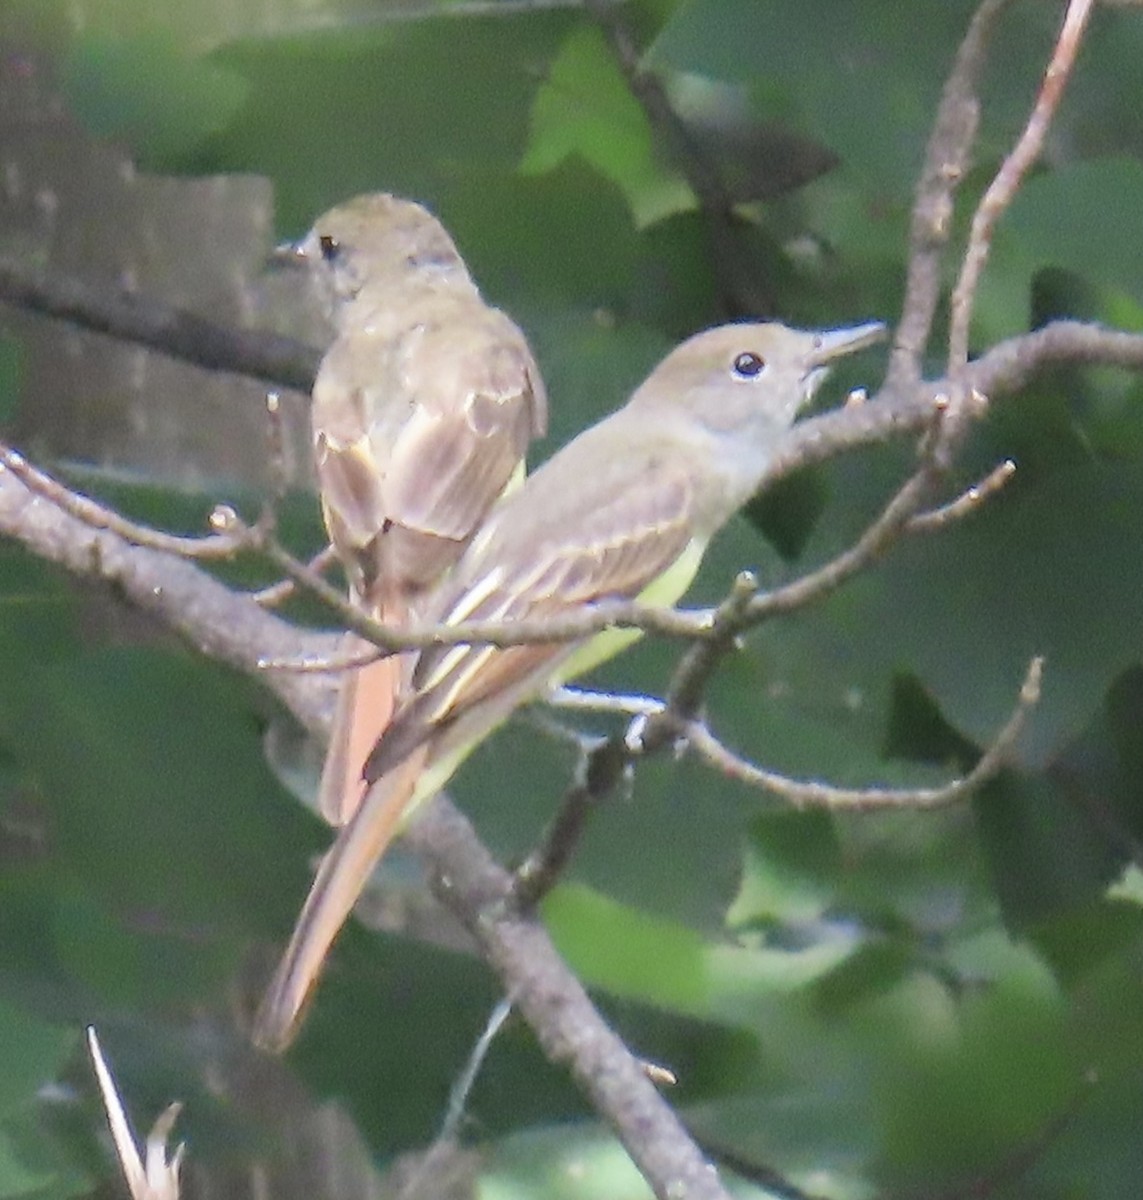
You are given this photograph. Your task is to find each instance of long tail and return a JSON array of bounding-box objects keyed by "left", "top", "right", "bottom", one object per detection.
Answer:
[
  {"left": 254, "top": 745, "right": 428, "bottom": 1052},
  {"left": 317, "top": 634, "right": 400, "bottom": 826}
]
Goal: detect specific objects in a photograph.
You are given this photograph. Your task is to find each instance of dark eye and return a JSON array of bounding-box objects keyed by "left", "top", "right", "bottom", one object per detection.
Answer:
[
  {"left": 318, "top": 234, "right": 341, "bottom": 263},
  {"left": 732, "top": 351, "right": 766, "bottom": 379}
]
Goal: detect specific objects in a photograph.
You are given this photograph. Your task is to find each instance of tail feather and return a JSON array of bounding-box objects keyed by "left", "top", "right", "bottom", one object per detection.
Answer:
[
  {"left": 318, "top": 637, "right": 400, "bottom": 826},
  {"left": 254, "top": 746, "right": 427, "bottom": 1053},
  {"left": 318, "top": 598, "right": 407, "bottom": 827}
]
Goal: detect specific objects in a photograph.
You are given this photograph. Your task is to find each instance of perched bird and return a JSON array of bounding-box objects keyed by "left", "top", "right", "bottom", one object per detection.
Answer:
[
  {"left": 296, "top": 193, "right": 547, "bottom": 826},
  {"left": 255, "top": 318, "right": 885, "bottom": 1051}
]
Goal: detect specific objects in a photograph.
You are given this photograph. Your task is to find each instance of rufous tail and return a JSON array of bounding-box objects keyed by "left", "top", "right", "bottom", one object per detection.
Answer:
[
  {"left": 318, "top": 600, "right": 405, "bottom": 827},
  {"left": 254, "top": 745, "right": 427, "bottom": 1052},
  {"left": 318, "top": 638, "right": 400, "bottom": 825}
]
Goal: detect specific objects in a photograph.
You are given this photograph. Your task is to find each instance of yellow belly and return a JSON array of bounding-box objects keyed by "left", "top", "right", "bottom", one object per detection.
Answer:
[{"left": 404, "top": 536, "right": 706, "bottom": 816}]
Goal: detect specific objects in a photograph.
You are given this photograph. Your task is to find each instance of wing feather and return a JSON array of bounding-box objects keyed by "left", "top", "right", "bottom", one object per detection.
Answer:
[
  {"left": 364, "top": 457, "right": 695, "bottom": 781},
  {"left": 312, "top": 299, "right": 545, "bottom": 602}
]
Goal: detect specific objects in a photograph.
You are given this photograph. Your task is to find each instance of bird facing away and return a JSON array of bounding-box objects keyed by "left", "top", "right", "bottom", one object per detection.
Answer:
[
  {"left": 254, "top": 317, "right": 885, "bottom": 1051},
  {"left": 299, "top": 193, "right": 547, "bottom": 826}
]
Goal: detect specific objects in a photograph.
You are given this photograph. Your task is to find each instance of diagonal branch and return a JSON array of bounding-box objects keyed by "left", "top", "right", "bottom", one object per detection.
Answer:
[
  {"left": 405, "top": 800, "right": 735, "bottom": 1200},
  {"left": 0, "top": 463, "right": 337, "bottom": 733},
  {"left": 582, "top": 0, "right": 772, "bottom": 314},
  {"left": 0, "top": 262, "right": 319, "bottom": 392},
  {"left": 889, "top": 0, "right": 1014, "bottom": 390},
  {"left": 947, "top": 0, "right": 1096, "bottom": 372},
  {"left": 0, "top": 420, "right": 736, "bottom": 1200},
  {"left": 5, "top": 315, "right": 1143, "bottom": 1200}
]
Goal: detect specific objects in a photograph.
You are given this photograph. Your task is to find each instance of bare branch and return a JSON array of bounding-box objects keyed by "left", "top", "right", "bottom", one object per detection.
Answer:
[
  {"left": 435, "top": 996, "right": 515, "bottom": 1147},
  {"left": 890, "top": 0, "right": 1014, "bottom": 390},
  {"left": 965, "top": 319, "right": 1143, "bottom": 394},
  {"left": 5, "top": 301, "right": 1134, "bottom": 1200},
  {"left": 681, "top": 656, "right": 1041, "bottom": 811},
  {"left": 87, "top": 1028, "right": 184, "bottom": 1200},
  {"left": 2, "top": 453, "right": 732, "bottom": 1200},
  {"left": 13, "top": 322, "right": 1143, "bottom": 674},
  {"left": 546, "top": 686, "right": 665, "bottom": 718},
  {"left": 655, "top": 571, "right": 758, "bottom": 728},
  {"left": 0, "top": 442, "right": 254, "bottom": 560},
  {"left": 908, "top": 457, "right": 1017, "bottom": 534},
  {"left": 405, "top": 800, "right": 736, "bottom": 1200},
  {"left": 947, "top": 0, "right": 1096, "bottom": 372},
  {"left": 512, "top": 648, "right": 1042, "bottom": 906},
  {"left": 250, "top": 545, "right": 340, "bottom": 607},
  {"left": 747, "top": 435, "right": 950, "bottom": 625},
  {"left": 0, "top": 466, "right": 337, "bottom": 733},
  {"left": 511, "top": 737, "right": 630, "bottom": 909},
  {"left": 0, "top": 261, "right": 318, "bottom": 391}
]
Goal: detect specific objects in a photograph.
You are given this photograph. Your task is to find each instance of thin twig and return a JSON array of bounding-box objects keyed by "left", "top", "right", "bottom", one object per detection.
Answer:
[
  {"left": 13, "top": 322, "right": 1143, "bottom": 667},
  {"left": 87, "top": 1028, "right": 184, "bottom": 1200},
  {"left": 437, "top": 996, "right": 515, "bottom": 1145},
  {"left": 651, "top": 571, "right": 758, "bottom": 733},
  {"left": 511, "top": 737, "right": 631, "bottom": 909},
  {"left": 889, "top": 0, "right": 1014, "bottom": 390},
  {"left": 908, "top": 458, "right": 1016, "bottom": 534},
  {"left": 947, "top": 0, "right": 1096, "bottom": 372},
  {"left": 262, "top": 391, "right": 292, "bottom": 505},
  {"left": 257, "top": 644, "right": 382, "bottom": 673},
  {"left": 0, "top": 442, "right": 253, "bottom": 560},
  {"left": 511, "top": 651, "right": 1043, "bottom": 906},
  {"left": 546, "top": 686, "right": 666, "bottom": 719},
  {"left": 747, "top": 411, "right": 954, "bottom": 625},
  {"left": 0, "top": 463, "right": 339, "bottom": 733},
  {"left": 680, "top": 655, "right": 1041, "bottom": 811},
  {"left": 582, "top": 0, "right": 771, "bottom": 314},
  {"left": 249, "top": 545, "right": 340, "bottom": 607}
]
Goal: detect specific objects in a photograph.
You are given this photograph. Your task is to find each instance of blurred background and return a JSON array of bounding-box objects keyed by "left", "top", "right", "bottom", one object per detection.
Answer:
[{"left": 3, "top": 1, "right": 1143, "bottom": 1197}]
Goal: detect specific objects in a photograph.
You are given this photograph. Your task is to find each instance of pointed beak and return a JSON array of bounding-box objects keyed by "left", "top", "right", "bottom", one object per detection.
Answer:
[
  {"left": 807, "top": 321, "right": 887, "bottom": 366},
  {"left": 266, "top": 238, "right": 308, "bottom": 272}
]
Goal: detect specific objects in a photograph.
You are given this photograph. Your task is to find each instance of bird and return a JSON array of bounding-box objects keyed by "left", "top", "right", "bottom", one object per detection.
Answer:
[
  {"left": 254, "top": 317, "right": 885, "bottom": 1051},
  {"left": 295, "top": 193, "right": 547, "bottom": 826}
]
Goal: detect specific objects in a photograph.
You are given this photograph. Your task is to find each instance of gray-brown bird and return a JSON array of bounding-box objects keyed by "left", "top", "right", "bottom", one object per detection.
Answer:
[
  {"left": 255, "top": 317, "right": 884, "bottom": 1051},
  {"left": 297, "top": 193, "right": 547, "bottom": 826}
]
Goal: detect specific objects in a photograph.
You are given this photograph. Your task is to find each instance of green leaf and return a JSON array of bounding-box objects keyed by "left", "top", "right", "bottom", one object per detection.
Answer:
[
  {"left": 521, "top": 25, "right": 694, "bottom": 228},
  {"left": 982, "top": 158, "right": 1143, "bottom": 343},
  {"left": 0, "top": 1003, "right": 74, "bottom": 1120},
  {"left": 202, "top": 10, "right": 577, "bottom": 229},
  {"left": 649, "top": 0, "right": 1026, "bottom": 190},
  {"left": 0, "top": 641, "right": 320, "bottom": 1015},
  {"left": 543, "top": 883, "right": 711, "bottom": 1013},
  {"left": 785, "top": 461, "right": 1143, "bottom": 770}
]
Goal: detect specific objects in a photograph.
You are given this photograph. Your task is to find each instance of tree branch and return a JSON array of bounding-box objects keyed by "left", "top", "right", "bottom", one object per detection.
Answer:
[
  {"left": 0, "top": 463, "right": 336, "bottom": 733},
  {"left": 405, "top": 800, "right": 733, "bottom": 1200},
  {"left": 5, "top": 287, "right": 1143, "bottom": 1200},
  {"left": 889, "top": 0, "right": 1014, "bottom": 390},
  {"left": 0, "top": 430, "right": 736, "bottom": 1200},
  {"left": 0, "top": 260, "right": 319, "bottom": 392},
  {"left": 582, "top": 0, "right": 773, "bottom": 314},
  {"left": 947, "top": 0, "right": 1096, "bottom": 372}
]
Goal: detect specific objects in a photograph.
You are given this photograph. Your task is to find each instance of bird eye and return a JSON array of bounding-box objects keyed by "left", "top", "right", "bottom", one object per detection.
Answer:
[
  {"left": 318, "top": 234, "right": 341, "bottom": 263},
  {"left": 732, "top": 351, "right": 766, "bottom": 379}
]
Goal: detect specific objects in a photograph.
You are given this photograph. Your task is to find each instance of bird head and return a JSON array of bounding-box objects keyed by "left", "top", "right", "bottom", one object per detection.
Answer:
[{"left": 276, "top": 193, "right": 466, "bottom": 305}]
